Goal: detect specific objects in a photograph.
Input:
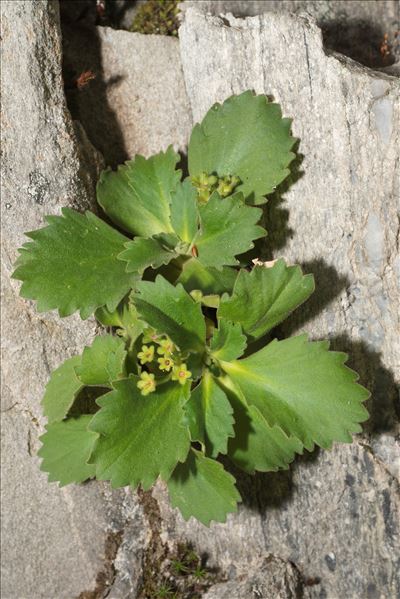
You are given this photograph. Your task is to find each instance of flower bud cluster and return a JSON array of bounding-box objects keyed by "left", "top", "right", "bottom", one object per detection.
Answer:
[{"left": 191, "top": 172, "right": 241, "bottom": 203}]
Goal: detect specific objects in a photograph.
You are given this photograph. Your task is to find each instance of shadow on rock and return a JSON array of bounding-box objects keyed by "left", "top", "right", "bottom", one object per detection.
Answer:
[
  {"left": 251, "top": 142, "right": 304, "bottom": 263},
  {"left": 60, "top": 0, "right": 129, "bottom": 167},
  {"left": 279, "top": 259, "right": 350, "bottom": 338},
  {"left": 321, "top": 19, "right": 397, "bottom": 68},
  {"left": 223, "top": 447, "right": 320, "bottom": 516},
  {"left": 104, "top": 0, "right": 139, "bottom": 29},
  {"left": 275, "top": 260, "right": 398, "bottom": 437},
  {"left": 278, "top": 262, "right": 398, "bottom": 437},
  {"left": 225, "top": 277, "right": 398, "bottom": 515},
  {"left": 245, "top": 259, "right": 349, "bottom": 356},
  {"left": 329, "top": 334, "right": 399, "bottom": 438}
]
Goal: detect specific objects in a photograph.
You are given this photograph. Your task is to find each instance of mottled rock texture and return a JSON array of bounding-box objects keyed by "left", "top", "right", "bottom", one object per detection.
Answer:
[
  {"left": 184, "top": 0, "right": 399, "bottom": 22},
  {"left": 0, "top": 2, "right": 145, "bottom": 598},
  {"left": 2, "top": 1, "right": 399, "bottom": 598},
  {"left": 61, "top": 11, "right": 191, "bottom": 167},
  {"left": 180, "top": 4, "right": 399, "bottom": 104},
  {"left": 162, "top": 8, "right": 400, "bottom": 598},
  {"left": 202, "top": 555, "right": 303, "bottom": 598},
  {"left": 182, "top": 0, "right": 400, "bottom": 74}
]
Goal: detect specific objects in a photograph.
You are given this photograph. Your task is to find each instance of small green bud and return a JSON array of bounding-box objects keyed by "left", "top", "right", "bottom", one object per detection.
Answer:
[{"left": 190, "top": 289, "right": 203, "bottom": 303}]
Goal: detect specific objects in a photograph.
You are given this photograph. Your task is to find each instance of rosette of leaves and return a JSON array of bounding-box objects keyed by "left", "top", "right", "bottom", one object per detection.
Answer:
[{"left": 13, "top": 91, "right": 369, "bottom": 526}]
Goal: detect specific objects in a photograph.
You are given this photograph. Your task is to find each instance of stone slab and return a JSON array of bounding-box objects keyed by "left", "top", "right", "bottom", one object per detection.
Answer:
[
  {"left": 151, "top": 8, "right": 400, "bottom": 598},
  {"left": 62, "top": 19, "right": 192, "bottom": 167},
  {"left": 0, "top": 2, "right": 145, "bottom": 597}
]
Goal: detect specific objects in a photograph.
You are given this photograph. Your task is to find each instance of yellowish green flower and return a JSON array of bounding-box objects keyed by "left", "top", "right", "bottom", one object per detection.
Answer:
[
  {"left": 137, "top": 371, "right": 156, "bottom": 396},
  {"left": 171, "top": 363, "right": 192, "bottom": 385},
  {"left": 137, "top": 344, "right": 155, "bottom": 364},
  {"left": 158, "top": 355, "right": 174, "bottom": 372},
  {"left": 157, "top": 337, "right": 174, "bottom": 356}
]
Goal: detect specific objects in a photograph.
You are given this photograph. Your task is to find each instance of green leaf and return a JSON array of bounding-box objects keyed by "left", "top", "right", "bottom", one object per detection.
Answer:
[
  {"left": 95, "top": 299, "right": 146, "bottom": 343},
  {"left": 134, "top": 275, "right": 206, "bottom": 353},
  {"left": 39, "top": 415, "right": 98, "bottom": 486},
  {"left": 231, "top": 405, "right": 302, "bottom": 474},
  {"left": 221, "top": 334, "right": 369, "bottom": 451},
  {"left": 118, "top": 300, "right": 147, "bottom": 343},
  {"left": 95, "top": 305, "right": 123, "bottom": 327},
  {"left": 12, "top": 208, "right": 137, "bottom": 319},
  {"left": 177, "top": 259, "right": 237, "bottom": 296},
  {"left": 220, "top": 377, "right": 303, "bottom": 473},
  {"left": 219, "top": 260, "right": 315, "bottom": 340},
  {"left": 170, "top": 180, "right": 199, "bottom": 243},
  {"left": 195, "top": 192, "right": 265, "bottom": 269},
  {"left": 42, "top": 355, "right": 84, "bottom": 424},
  {"left": 188, "top": 91, "right": 296, "bottom": 204},
  {"left": 167, "top": 449, "right": 241, "bottom": 525},
  {"left": 76, "top": 335, "right": 127, "bottom": 386},
  {"left": 89, "top": 378, "right": 190, "bottom": 490},
  {"left": 210, "top": 320, "right": 247, "bottom": 362},
  {"left": 185, "top": 370, "right": 235, "bottom": 457},
  {"left": 118, "top": 233, "right": 179, "bottom": 273},
  {"left": 97, "top": 146, "right": 180, "bottom": 237},
  {"left": 201, "top": 295, "right": 220, "bottom": 309}
]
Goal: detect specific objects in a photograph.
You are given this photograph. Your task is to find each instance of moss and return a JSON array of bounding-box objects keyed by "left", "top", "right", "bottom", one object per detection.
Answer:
[
  {"left": 130, "top": 0, "right": 181, "bottom": 37},
  {"left": 137, "top": 489, "right": 222, "bottom": 599}
]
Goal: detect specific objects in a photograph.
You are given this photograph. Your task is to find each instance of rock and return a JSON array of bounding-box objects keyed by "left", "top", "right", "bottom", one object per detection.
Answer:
[
  {"left": 155, "top": 443, "right": 400, "bottom": 598},
  {"left": 182, "top": 0, "right": 400, "bottom": 67},
  {"left": 182, "top": 0, "right": 400, "bottom": 72},
  {"left": 106, "top": 0, "right": 148, "bottom": 31},
  {"left": 152, "top": 7, "right": 400, "bottom": 598},
  {"left": 61, "top": 19, "right": 192, "bottom": 166},
  {"left": 183, "top": 0, "right": 398, "bottom": 24},
  {"left": 202, "top": 555, "right": 303, "bottom": 599},
  {"left": 3, "top": 1, "right": 399, "bottom": 598},
  {"left": 0, "top": 2, "right": 145, "bottom": 597},
  {"left": 179, "top": 10, "right": 400, "bottom": 448}
]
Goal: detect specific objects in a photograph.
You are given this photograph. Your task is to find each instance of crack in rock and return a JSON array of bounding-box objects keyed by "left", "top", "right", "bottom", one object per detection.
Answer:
[{"left": 77, "top": 530, "right": 124, "bottom": 599}]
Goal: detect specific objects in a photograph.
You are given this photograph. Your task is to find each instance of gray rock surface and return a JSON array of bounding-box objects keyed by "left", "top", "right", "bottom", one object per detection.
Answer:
[
  {"left": 0, "top": 2, "right": 145, "bottom": 598},
  {"left": 154, "top": 7, "right": 400, "bottom": 599},
  {"left": 61, "top": 18, "right": 192, "bottom": 167},
  {"left": 179, "top": 10, "right": 400, "bottom": 456},
  {"left": 202, "top": 555, "right": 303, "bottom": 599},
  {"left": 183, "top": 0, "right": 399, "bottom": 26},
  {"left": 182, "top": 0, "right": 400, "bottom": 72},
  {"left": 155, "top": 443, "right": 399, "bottom": 598},
  {"left": 2, "top": 1, "right": 400, "bottom": 598}
]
